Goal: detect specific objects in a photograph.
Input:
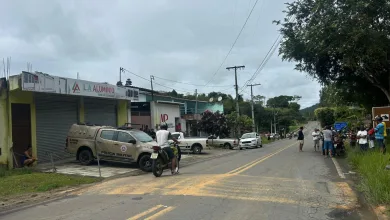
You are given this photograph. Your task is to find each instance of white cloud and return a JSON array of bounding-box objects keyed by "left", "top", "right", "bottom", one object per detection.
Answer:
[{"left": 0, "top": 0, "right": 320, "bottom": 108}]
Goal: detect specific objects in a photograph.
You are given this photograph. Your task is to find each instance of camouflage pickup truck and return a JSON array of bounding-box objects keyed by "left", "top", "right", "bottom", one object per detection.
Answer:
[{"left": 66, "top": 123, "right": 157, "bottom": 172}]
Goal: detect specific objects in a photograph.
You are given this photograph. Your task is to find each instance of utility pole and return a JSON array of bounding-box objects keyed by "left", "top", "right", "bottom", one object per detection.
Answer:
[
  {"left": 150, "top": 75, "right": 155, "bottom": 101},
  {"left": 247, "top": 83, "right": 261, "bottom": 132},
  {"left": 194, "top": 89, "right": 198, "bottom": 115},
  {"left": 226, "top": 65, "right": 245, "bottom": 137}
]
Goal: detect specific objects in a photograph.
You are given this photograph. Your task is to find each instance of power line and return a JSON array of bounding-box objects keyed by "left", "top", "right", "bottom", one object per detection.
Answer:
[
  {"left": 153, "top": 75, "right": 232, "bottom": 87},
  {"left": 239, "top": 16, "right": 295, "bottom": 95},
  {"left": 239, "top": 35, "right": 281, "bottom": 94},
  {"left": 121, "top": 68, "right": 193, "bottom": 93},
  {"left": 204, "top": 0, "right": 260, "bottom": 86}
]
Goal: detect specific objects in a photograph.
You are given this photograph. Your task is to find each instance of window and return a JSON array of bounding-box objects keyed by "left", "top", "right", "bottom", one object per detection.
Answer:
[
  {"left": 117, "top": 132, "right": 135, "bottom": 143},
  {"left": 131, "top": 131, "right": 153, "bottom": 143},
  {"left": 100, "top": 130, "right": 115, "bottom": 140}
]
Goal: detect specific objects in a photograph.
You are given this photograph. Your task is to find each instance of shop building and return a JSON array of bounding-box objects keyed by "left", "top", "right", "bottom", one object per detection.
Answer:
[
  {"left": 0, "top": 71, "right": 138, "bottom": 168},
  {"left": 129, "top": 89, "right": 224, "bottom": 136}
]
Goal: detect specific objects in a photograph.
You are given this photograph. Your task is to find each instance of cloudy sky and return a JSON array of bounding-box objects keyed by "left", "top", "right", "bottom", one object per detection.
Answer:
[{"left": 0, "top": 0, "right": 321, "bottom": 108}]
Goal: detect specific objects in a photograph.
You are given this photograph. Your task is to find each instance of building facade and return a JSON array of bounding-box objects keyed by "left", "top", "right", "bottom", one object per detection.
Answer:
[{"left": 0, "top": 72, "right": 137, "bottom": 168}]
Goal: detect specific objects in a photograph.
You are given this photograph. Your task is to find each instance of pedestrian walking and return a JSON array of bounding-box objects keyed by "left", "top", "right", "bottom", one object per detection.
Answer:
[
  {"left": 297, "top": 127, "right": 304, "bottom": 152},
  {"left": 357, "top": 126, "right": 368, "bottom": 151},
  {"left": 312, "top": 128, "right": 321, "bottom": 151},
  {"left": 322, "top": 126, "right": 333, "bottom": 158}
]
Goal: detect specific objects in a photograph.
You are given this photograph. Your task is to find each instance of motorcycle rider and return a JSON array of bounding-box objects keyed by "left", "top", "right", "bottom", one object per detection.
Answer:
[{"left": 156, "top": 122, "right": 179, "bottom": 175}]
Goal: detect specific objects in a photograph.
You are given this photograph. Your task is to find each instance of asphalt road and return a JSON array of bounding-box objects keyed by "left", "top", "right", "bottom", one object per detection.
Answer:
[{"left": 2, "top": 122, "right": 377, "bottom": 220}]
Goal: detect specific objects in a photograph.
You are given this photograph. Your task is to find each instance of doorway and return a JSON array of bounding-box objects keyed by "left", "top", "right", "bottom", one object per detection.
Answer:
[{"left": 11, "top": 104, "right": 32, "bottom": 167}]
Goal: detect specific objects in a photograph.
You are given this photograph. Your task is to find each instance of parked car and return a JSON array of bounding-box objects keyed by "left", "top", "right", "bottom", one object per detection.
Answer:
[
  {"left": 171, "top": 132, "right": 207, "bottom": 154},
  {"left": 239, "top": 132, "right": 262, "bottom": 150},
  {"left": 206, "top": 135, "right": 239, "bottom": 150},
  {"left": 66, "top": 123, "right": 156, "bottom": 172}
]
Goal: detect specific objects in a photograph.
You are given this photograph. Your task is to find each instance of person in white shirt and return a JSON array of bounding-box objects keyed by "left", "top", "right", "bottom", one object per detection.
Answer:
[
  {"left": 312, "top": 128, "right": 321, "bottom": 151},
  {"left": 156, "top": 123, "right": 179, "bottom": 174},
  {"left": 357, "top": 126, "right": 368, "bottom": 151}
]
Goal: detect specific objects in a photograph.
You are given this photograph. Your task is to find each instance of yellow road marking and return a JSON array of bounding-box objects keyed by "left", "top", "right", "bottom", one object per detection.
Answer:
[
  {"left": 228, "top": 143, "right": 294, "bottom": 175},
  {"left": 144, "top": 206, "right": 176, "bottom": 220},
  {"left": 127, "top": 205, "right": 163, "bottom": 220}
]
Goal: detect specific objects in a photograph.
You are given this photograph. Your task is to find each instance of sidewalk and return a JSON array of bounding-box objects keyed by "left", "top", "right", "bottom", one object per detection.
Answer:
[{"left": 35, "top": 148, "right": 237, "bottom": 178}]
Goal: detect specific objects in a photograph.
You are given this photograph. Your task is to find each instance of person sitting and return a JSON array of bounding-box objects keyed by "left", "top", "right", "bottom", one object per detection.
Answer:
[{"left": 22, "top": 144, "right": 38, "bottom": 167}]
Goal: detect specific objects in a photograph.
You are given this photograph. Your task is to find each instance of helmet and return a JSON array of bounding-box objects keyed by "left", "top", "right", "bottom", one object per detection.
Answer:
[
  {"left": 160, "top": 122, "right": 168, "bottom": 130},
  {"left": 374, "top": 115, "right": 383, "bottom": 121}
]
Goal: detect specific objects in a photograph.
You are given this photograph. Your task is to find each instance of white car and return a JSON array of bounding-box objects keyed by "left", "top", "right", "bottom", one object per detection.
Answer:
[
  {"left": 239, "top": 132, "right": 262, "bottom": 150},
  {"left": 170, "top": 132, "right": 207, "bottom": 154}
]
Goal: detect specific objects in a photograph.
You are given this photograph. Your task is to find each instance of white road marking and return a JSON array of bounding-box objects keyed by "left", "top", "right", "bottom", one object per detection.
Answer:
[{"left": 331, "top": 157, "right": 346, "bottom": 179}]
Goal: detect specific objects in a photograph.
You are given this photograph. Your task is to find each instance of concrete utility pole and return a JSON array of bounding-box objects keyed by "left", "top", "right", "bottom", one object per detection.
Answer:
[
  {"left": 150, "top": 75, "right": 155, "bottom": 101},
  {"left": 194, "top": 89, "right": 198, "bottom": 115},
  {"left": 226, "top": 65, "right": 245, "bottom": 137},
  {"left": 247, "top": 83, "right": 261, "bottom": 132}
]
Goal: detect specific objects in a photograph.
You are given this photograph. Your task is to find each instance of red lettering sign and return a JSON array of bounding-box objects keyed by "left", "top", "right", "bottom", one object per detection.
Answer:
[{"left": 160, "top": 114, "right": 168, "bottom": 122}]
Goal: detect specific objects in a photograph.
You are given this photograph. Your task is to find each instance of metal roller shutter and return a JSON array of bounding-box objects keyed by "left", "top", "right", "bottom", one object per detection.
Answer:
[
  {"left": 35, "top": 93, "right": 79, "bottom": 163},
  {"left": 84, "top": 98, "right": 117, "bottom": 126}
]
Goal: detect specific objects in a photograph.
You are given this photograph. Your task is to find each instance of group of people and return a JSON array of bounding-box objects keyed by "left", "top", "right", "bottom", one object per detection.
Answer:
[{"left": 306, "top": 116, "right": 388, "bottom": 158}]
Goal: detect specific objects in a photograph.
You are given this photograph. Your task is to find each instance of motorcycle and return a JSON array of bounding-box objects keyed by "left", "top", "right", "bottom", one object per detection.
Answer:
[
  {"left": 151, "top": 143, "right": 181, "bottom": 177},
  {"left": 333, "top": 138, "right": 346, "bottom": 157}
]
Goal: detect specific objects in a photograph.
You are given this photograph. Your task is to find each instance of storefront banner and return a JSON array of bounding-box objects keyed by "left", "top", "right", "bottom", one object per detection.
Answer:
[
  {"left": 21, "top": 71, "right": 67, "bottom": 94},
  {"left": 21, "top": 72, "right": 139, "bottom": 101},
  {"left": 67, "top": 79, "right": 139, "bottom": 101}
]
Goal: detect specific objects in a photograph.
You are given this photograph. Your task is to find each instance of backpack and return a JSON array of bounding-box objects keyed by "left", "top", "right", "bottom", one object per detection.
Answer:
[{"left": 368, "top": 128, "right": 375, "bottom": 136}]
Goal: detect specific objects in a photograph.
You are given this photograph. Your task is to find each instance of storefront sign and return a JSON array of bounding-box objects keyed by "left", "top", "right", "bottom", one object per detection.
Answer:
[
  {"left": 67, "top": 79, "right": 139, "bottom": 101},
  {"left": 20, "top": 72, "right": 139, "bottom": 101},
  {"left": 372, "top": 106, "right": 390, "bottom": 127},
  {"left": 21, "top": 71, "right": 67, "bottom": 94}
]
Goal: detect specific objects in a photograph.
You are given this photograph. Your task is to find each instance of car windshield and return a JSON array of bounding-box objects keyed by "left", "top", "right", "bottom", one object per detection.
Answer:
[
  {"left": 241, "top": 133, "right": 256, "bottom": 139},
  {"left": 131, "top": 131, "right": 153, "bottom": 142}
]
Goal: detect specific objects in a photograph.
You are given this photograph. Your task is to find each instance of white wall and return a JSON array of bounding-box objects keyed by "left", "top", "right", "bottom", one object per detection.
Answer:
[{"left": 151, "top": 102, "right": 180, "bottom": 133}]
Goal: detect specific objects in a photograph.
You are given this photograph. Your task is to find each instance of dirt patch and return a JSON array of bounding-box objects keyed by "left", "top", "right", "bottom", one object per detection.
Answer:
[{"left": 373, "top": 205, "right": 389, "bottom": 220}]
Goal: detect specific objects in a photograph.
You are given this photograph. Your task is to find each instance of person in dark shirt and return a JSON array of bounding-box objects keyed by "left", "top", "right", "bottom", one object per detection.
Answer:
[{"left": 297, "top": 126, "right": 304, "bottom": 152}]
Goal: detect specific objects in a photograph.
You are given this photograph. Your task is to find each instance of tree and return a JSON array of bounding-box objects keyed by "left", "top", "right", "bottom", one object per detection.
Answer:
[
  {"left": 266, "top": 95, "right": 301, "bottom": 108},
  {"left": 314, "top": 107, "right": 335, "bottom": 127},
  {"left": 197, "top": 110, "right": 230, "bottom": 138},
  {"left": 226, "top": 112, "right": 253, "bottom": 137},
  {"left": 277, "top": 0, "right": 390, "bottom": 104}
]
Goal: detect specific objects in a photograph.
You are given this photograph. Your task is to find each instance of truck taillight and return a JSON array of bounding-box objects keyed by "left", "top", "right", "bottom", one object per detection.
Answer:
[{"left": 234, "top": 140, "right": 236, "bottom": 144}]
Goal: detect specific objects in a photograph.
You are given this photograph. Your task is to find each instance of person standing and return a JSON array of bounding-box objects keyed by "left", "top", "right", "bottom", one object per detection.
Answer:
[
  {"left": 297, "top": 127, "right": 304, "bottom": 152},
  {"left": 312, "top": 128, "right": 321, "bottom": 151},
  {"left": 367, "top": 125, "right": 375, "bottom": 149},
  {"left": 357, "top": 126, "right": 368, "bottom": 151},
  {"left": 374, "top": 116, "right": 386, "bottom": 154},
  {"left": 322, "top": 126, "right": 334, "bottom": 158}
]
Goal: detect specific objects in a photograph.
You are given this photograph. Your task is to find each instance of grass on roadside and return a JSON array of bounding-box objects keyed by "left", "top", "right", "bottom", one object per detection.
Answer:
[
  {"left": 347, "top": 137, "right": 390, "bottom": 205},
  {"left": 262, "top": 137, "right": 274, "bottom": 144},
  {"left": 0, "top": 168, "right": 101, "bottom": 198}
]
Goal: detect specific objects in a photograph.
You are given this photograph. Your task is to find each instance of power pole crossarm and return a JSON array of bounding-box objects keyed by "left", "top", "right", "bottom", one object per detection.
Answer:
[
  {"left": 247, "top": 83, "right": 261, "bottom": 132},
  {"left": 226, "top": 65, "right": 245, "bottom": 137}
]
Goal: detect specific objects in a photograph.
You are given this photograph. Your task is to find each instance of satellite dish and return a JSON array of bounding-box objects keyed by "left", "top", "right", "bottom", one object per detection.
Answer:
[
  {"left": 217, "top": 96, "right": 222, "bottom": 102},
  {"left": 209, "top": 97, "right": 214, "bottom": 102}
]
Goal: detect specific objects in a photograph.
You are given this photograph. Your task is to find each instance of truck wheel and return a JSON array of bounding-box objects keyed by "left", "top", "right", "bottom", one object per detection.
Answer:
[
  {"left": 139, "top": 154, "right": 152, "bottom": 172},
  {"left": 223, "top": 143, "right": 231, "bottom": 149},
  {"left": 79, "top": 149, "right": 94, "bottom": 165},
  {"left": 192, "top": 145, "right": 202, "bottom": 154}
]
